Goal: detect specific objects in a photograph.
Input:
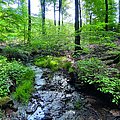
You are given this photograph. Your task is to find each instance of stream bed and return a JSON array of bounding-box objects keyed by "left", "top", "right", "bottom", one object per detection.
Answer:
[{"left": 3, "top": 66, "right": 120, "bottom": 120}]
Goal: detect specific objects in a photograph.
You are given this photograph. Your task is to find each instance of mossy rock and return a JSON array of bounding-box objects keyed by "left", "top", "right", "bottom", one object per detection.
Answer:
[{"left": 0, "top": 96, "right": 12, "bottom": 107}]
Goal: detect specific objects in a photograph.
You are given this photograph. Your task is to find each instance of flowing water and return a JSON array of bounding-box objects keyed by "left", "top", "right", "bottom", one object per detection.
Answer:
[{"left": 3, "top": 66, "right": 120, "bottom": 120}]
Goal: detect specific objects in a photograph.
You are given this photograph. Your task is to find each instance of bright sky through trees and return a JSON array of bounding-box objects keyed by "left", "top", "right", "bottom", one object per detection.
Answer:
[{"left": 31, "top": 0, "right": 75, "bottom": 23}]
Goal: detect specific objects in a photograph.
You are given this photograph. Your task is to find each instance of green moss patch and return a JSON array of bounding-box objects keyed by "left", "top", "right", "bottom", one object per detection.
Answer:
[{"left": 34, "top": 55, "right": 72, "bottom": 71}]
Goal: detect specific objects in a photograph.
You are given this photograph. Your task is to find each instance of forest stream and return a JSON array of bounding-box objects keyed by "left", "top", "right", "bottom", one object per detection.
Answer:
[{"left": 2, "top": 65, "right": 120, "bottom": 120}]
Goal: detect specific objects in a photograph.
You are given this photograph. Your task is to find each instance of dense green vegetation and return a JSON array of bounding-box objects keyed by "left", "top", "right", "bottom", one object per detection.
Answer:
[
  {"left": 0, "top": 55, "right": 34, "bottom": 103},
  {"left": 34, "top": 56, "right": 72, "bottom": 71},
  {"left": 77, "top": 58, "right": 120, "bottom": 104},
  {"left": 0, "top": 0, "right": 120, "bottom": 107}
]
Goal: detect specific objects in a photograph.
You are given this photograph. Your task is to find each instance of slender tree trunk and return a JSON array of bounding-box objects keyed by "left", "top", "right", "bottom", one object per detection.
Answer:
[
  {"left": 75, "top": 0, "right": 81, "bottom": 51},
  {"left": 105, "top": 0, "right": 108, "bottom": 31},
  {"left": 90, "top": 13, "right": 92, "bottom": 25},
  {"left": 79, "top": 0, "right": 82, "bottom": 27},
  {"left": 54, "top": 2, "right": 56, "bottom": 26},
  {"left": 62, "top": 9, "right": 63, "bottom": 25},
  {"left": 119, "top": 0, "right": 120, "bottom": 24},
  {"left": 28, "top": 0, "right": 31, "bottom": 43},
  {"left": 90, "top": 12, "right": 92, "bottom": 31},
  {"left": 58, "top": 0, "right": 62, "bottom": 27},
  {"left": 41, "top": 0, "right": 45, "bottom": 34}
]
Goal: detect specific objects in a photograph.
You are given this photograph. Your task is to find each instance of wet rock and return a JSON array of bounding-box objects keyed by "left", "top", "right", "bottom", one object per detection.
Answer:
[
  {"left": 38, "top": 101, "right": 44, "bottom": 108},
  {"left": 26, "top": 102, "right": 38, "bottom": 114},
  {"left": 30, "top": 98, "right": 37, "bottom": 104},
  {"left": 58, "top": 110, "right": 76, "bottom": 120},
  {"left": 11, "top": 104, "right": 18, "bottom": 112},
  {"left": 41, "top": 116, "right": 52, "bottom": 120},
  {"left": 76, "top": 116, "right": 85, "bottom": 120},
  {"left": 27, "top": 107, "right": 45, "bottom": 120},
  {"left": 35, "top": 78, "right": 46, "bottom": 86},
  {"left": 32, "top": 92, "right": 41, "bottom": 99},
  {"left": 0, "top": 96, "right": 14, "bottom": 109},
  {"left": 66, "top": 94, "right": 72, "bottom": 99},
  {"left": 110, "top": 109, "right": 120, "bottom": 117},
  {"left": 66, "top": 102, "right": 74, "bottom": 110}
]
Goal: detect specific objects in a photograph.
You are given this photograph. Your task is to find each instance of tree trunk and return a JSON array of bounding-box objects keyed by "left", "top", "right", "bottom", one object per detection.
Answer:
[
  {"left": 119, "top": 0, "right": 120, "bottom": 24},
  {"left": 105, "top": 0, "right": 108, "bottom": 31},
  {"left": 41, "top": 0, "right": 45, "bottom": 34},
  {"left": 75, "top": 0, "right": 81, "bottom": 51},
  {"left": 54, "top": 2, "right": 56, "bottom": 26},
  {"left": 90, "top": 12, "right": 92, "bottom": 31},
  {"left": 62, "top": 9, "right": 63, "bottom": 25},
  {"left": 58, "top": 0, "right": 62, "bottom": 27},
  {"left": 79, "top": 0, "right": 82, "bottom": 27},
  {"left": 28, "top": 0, "right": 31, "bottom": 43}
]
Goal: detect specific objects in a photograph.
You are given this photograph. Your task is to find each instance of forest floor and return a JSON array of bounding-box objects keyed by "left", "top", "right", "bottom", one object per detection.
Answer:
[{"left": 0, "top": 38, "right": 120, "bottom": 120}]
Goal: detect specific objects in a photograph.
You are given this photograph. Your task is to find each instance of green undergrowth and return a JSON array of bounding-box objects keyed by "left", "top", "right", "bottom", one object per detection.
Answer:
[
  {"left": 2, "top": 46, "right": 30, "bottom": 62},
  {"left": 0, "top": 55, "right": 34, "bottom": 103},
  {"left": 34, "top": 55, "right": 72, "bottom": 72},
  {"left": 13, "top": 80, "right": 34, "bottom": 103},
  {"left": 107, "top": 47, "right": 120, "bottom": 56},
  {"left": 77, "top": 57, "right": 120, "bottom": 104}
]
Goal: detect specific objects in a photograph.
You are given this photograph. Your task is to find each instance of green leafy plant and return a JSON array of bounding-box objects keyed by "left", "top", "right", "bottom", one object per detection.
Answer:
[
  {"left": 77, "top": 57, "right": 120, "bottom": 104},
  {"left": 13, "top": 80, "right": 33, "bottom": 103},
  {"left": 3, "top": 46, "right": 29, "bottom": 62},
  {"left": 7, "top": 60, "right": 34, "bottom": 85},
  {"left": 77, "top": 58, "right": 106, "bottom": 83},
  {"left": 0, "top": 55, "right": 34, "bottom": 103},
  {"left": 0, "top": 56, "right": 10, "bottom": 97}
]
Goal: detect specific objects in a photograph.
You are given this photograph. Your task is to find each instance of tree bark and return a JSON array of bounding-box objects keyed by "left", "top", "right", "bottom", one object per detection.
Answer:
[
  {"left": 90, "top": 12, "right": 92, "bottom": 31},
  {"left": 28, "top": 0, "right": 31, "bottom": 43},
  {"left": 41, "top": 0, "right": 45, "bottom": 34},
  {"left": 58, "top": 0, "right": 62, "bottom": 26},
  {"left": 75, "top": 0, "right": 81, "bottom": 51},
  {"left": 119, "top": 0, "right": 120, "bottom": 24},
  {"left": 105, "top": 0, "right": 108, "bottom": 31},
  {"left": 54, "top": 2, "right": 56, "bottom": 26},
  {"left": 79, "top": 0, "right": 82, "bottom": 27},
  {"left": 62, "top": 9, "right": 63, "bottom": 25}
]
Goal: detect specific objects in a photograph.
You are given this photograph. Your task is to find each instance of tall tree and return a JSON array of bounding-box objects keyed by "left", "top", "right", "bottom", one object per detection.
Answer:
[
  {"left": 83, "top": 0, "right": 116, "bottom": 26},
  {"left": 58, "top": 0, "right": 62, "bottom": 26},
  {"left": 118, "top": 0, "right": 120, "bottom": 24},
  {"left": 28, "top": 0, "right": 31, "bottom": 42},
  {"left": 75, "top": 0, "right": 81, "bottom": 51},
  {"left": 53, "top": 0, "right": 56, "bottom": 25},
  {"left": 105, "top": 0, "right": 108, "bottom": 31},
  {"left": 79, "top": 0, "right": 82, "bottom": 27},
  {"left": 40, "top": 0, "right": 45, "bottom": 34}
]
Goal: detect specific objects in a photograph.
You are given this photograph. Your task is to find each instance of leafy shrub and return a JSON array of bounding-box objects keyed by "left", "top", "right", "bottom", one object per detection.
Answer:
[
  {"left": 7, "top": 60, "right": 34, "bottom": 85},
  {"left": 77, "top": 58, "right": 120, "bottom": 104},
  {"left": 77, "top": 58, "right": 106, "bottom": 83},
  {"left": 0, "top": 56, "right": 10, "bottom": 97},
  {"left": 0, "top": 55, "right": 34, "bottom": 103},
  {"left": 8, "top": 62, "right": 35, "bottom": 102},
  {"left": 3, "top": 46, "right": 29, "bottom": 62}
]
